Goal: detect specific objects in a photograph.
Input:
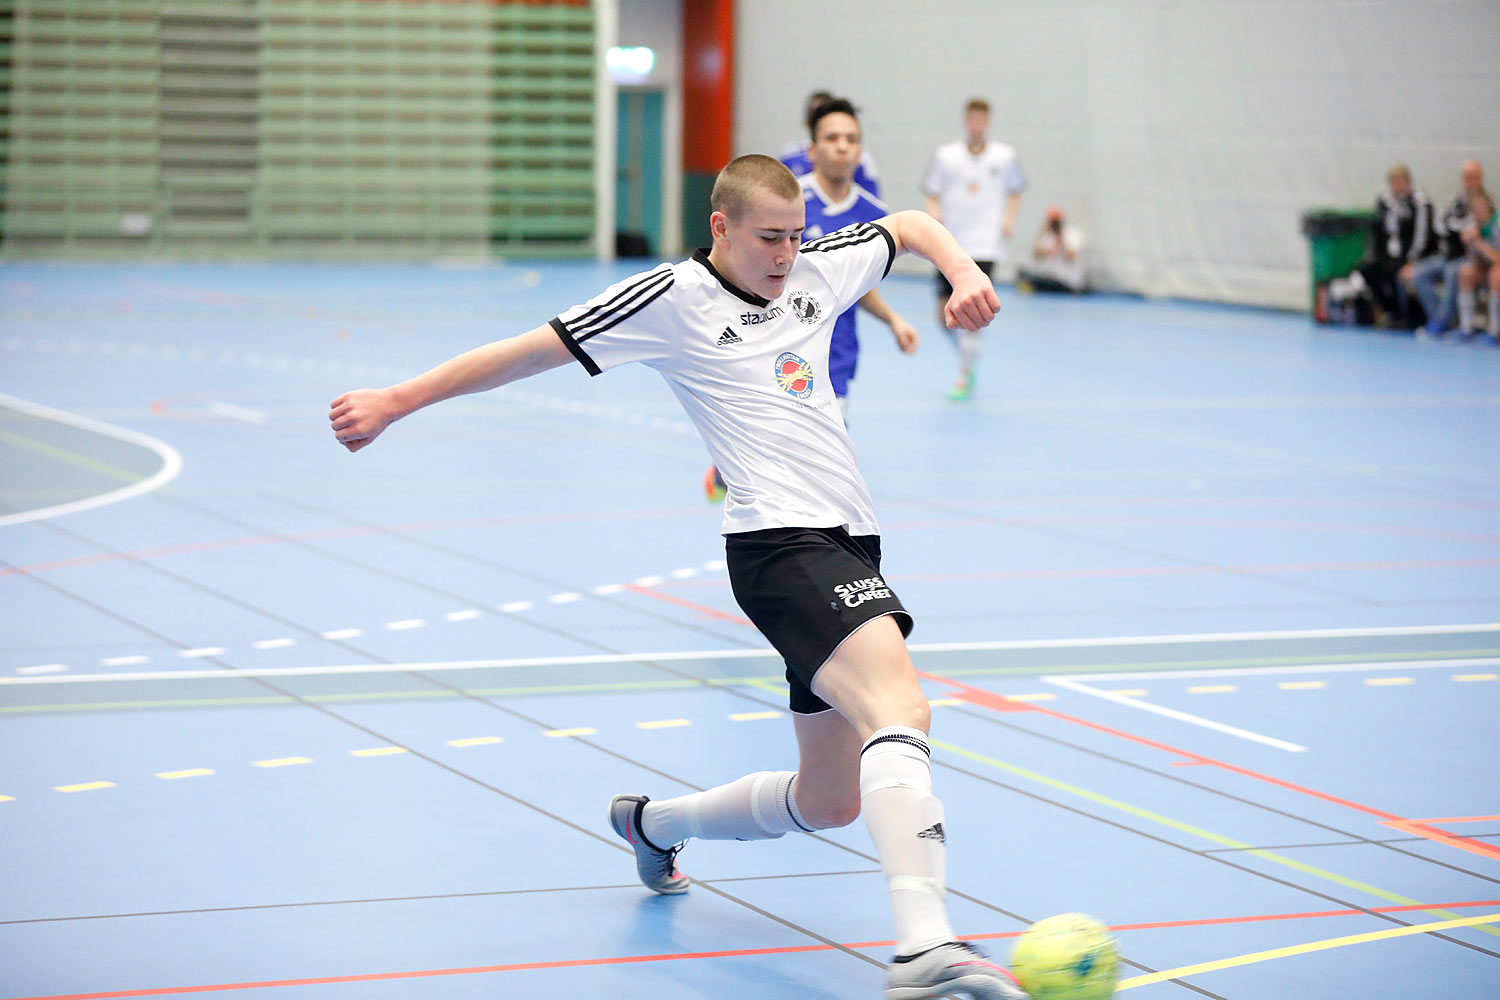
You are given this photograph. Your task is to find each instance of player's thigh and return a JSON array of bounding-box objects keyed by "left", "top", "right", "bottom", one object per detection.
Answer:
[{"left": 810, "top": 614, "right": 930, "bottom": 740}]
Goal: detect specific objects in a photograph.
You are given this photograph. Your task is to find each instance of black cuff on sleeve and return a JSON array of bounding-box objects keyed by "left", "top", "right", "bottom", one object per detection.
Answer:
[
  {"left": 870, "top": 222, "right": 897, "bottom": 279},
  {"left": 550, "top": 317, "right": 602, "bottom": 376}
]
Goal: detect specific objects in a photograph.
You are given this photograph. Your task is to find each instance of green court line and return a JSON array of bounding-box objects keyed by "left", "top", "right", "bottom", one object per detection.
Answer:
[
  {"left": 3, "top": 645, "right": 1495, "bottom": 715},
  {"left": 930, "top": 737, "right": 1500, "bottom": 939},
  {"left": 0, "top": 426, "right": 145, "bottom": 483}
]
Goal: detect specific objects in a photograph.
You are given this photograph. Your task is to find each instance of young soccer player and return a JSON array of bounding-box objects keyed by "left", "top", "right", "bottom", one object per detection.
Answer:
[{"left": 329, "top": 155, "right": 1025, "bottom": 1000}]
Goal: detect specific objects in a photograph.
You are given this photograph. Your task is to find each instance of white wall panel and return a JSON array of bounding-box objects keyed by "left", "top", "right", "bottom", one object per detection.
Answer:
[{"left": 735, "top": 0, "right": 1500, "bottom": 309}]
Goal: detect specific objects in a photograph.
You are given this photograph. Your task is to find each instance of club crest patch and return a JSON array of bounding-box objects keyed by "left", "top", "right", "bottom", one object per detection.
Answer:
[
  {"left": 774, "top": 352, "right": 815, "bottom": 399},
  {"left": 787, "top": 290, "right": 823, "bottom": 325}
]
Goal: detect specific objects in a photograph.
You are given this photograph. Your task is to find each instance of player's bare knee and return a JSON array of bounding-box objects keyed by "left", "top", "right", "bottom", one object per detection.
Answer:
[{"left": 800, "top": 790, "right": 861, "bottom": 830}]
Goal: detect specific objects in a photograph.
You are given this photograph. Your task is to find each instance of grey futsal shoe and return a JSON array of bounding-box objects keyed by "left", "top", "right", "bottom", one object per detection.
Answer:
[
  {"left": 886, "top": 941, "right": 1029, "bottom": 1000},
  {"left": 608, "top": 794, "right": 690, "bottom": 895}
]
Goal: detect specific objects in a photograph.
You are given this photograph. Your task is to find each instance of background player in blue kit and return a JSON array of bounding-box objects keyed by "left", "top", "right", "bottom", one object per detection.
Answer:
[
  {"left": 330, "top": 155, "right": 1025, "bottom": 999},
  {"left": 800, "top": 98, "right": 919, "bottom": 417},
  {"left": 780, "top": 89, "right": 882, "bottom": 198}
]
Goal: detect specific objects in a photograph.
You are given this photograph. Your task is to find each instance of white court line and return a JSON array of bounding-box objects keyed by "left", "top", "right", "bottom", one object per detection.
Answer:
[
  {"left": 909, "top": 622, "right": 1500, "bottom": 652},
  {"left": 5, "top": 626, "right": 1498, "bottom": 687},
  {"left": 1061, "top": 656, "right": 1500, "bottom": 683},
  {"left": 1043, "top": 676, "right": 1309, "bottom": 753},
  {"left": 206, "top": 401, "right": 267, "bottom": 424},
  {"left": 0, "top": 391, "right": 183, "bottom": 527}
]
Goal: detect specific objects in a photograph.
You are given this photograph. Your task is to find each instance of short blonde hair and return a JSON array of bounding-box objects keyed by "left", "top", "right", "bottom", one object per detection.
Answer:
[{"left": 711, "top": 154, "right": 801, "bottom": 220}]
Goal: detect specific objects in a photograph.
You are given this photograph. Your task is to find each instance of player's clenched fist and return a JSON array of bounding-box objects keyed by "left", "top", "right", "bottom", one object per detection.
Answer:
[
  {"left": 329, "top": 387, "right": 398, "bottom": 452},
  {"left": 943, "top": 268, "right": 1002, "bottom": 332}
]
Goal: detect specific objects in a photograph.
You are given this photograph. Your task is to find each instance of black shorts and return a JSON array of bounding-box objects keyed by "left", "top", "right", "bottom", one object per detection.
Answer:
[
  {"left": 936, "top": 259, "right": 994, "bottom": 298},
  {"left": 725, "top": 526, "right": 914, "bottom": 715}
]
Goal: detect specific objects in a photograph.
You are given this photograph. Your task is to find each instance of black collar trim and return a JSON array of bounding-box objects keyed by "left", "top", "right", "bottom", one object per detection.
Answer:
[{"left": 692, "top": 249, "right": 772, "bottom": 307}]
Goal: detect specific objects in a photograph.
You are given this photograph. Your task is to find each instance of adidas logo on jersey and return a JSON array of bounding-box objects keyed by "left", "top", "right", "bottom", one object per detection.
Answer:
[
  {"left": 917, "top": 822, "right": 946, "bottom": 843},
  {"left": 716, "top": 328, "right": 743, "bottom": 346}
]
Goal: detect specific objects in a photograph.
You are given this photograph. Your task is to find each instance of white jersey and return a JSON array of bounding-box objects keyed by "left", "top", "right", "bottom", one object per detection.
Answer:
[
  {"left": 920, "top": 139, "right": 1027, "bottom": 261},
  {"left": 551, "top": 223, "right": 897, "bottom": 536}
]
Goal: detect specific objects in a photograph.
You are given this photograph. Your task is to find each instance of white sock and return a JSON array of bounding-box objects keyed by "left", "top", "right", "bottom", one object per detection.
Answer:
[
  {"left": 1489, "top": 293, "right": 1500, "bottom": 339},
  {"left": 860, "top": 727, "right": 956, "bottom": 956},
  {"left": 957, "top": 330, "right": 981, "bottom": 381},
  {"left": 1459, "top": 289, "right": 1476, "bottom": 332},
  {"left": 641, "top": 771, "right": 813, "bottom": 845}
]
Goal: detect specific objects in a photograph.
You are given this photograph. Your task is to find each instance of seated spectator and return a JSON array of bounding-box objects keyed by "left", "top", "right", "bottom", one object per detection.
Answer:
[
  {"left": 1456, "top": 191, "right": 1500, "bottom": 341},
  {"left": 1016, "top": 205, "right": 1086, "bottom": 293},
  {"left": 1358, "top": 163, "right": 1436, "bottom": 329},
  {"left": 1413, "top": 159, "right": 1486, "bottom": 336}
]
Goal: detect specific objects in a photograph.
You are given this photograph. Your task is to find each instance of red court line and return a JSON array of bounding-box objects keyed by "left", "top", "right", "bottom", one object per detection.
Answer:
[
  {"left": 1380, "top": 819, "right": 1500, "bottom": 863},
  {"left": 929, "top": 675, "right": 1500, "bottom": 863},
  {"left": 624, "top": 583, "right": 754, "bottom": 626},
  {"left": 11, "top": 900, "right": 1497, "bottom": 1000},
  {"left": 0, "top": 510, "right": 710, "bottom": 578}
]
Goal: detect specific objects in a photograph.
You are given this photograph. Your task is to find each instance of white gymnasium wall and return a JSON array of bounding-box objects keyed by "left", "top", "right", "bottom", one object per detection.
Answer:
[{"left": 734, "top": 0, "right": 1500, "bottom": 309}]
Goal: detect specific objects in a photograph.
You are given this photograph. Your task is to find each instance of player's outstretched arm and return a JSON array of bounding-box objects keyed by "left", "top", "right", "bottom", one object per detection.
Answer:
[
  {"left": 878, "top": 209, "right": 1001, "bottom": 331},
  {"left": 329, "top": 323, "right": 572, "bottom": 452}
]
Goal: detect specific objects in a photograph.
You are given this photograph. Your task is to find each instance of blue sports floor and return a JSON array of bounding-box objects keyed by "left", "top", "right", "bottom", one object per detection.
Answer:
[{"left": 1, "top": 261, "right": 1498, "bottom": 999}]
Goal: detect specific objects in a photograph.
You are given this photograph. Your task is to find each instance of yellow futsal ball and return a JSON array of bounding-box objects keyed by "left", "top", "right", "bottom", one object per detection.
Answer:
[{"left": 1010, "top": 913, "right": 1119, "bottom": 1000}]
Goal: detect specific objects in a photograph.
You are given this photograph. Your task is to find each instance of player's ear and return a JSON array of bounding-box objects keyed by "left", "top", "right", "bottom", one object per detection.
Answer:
[{"left": 710, "top": 210, "right": 730, "bottom": 241}]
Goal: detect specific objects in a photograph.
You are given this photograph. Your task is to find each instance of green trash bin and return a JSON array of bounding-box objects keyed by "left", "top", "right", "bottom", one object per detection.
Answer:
[{"left": 1301, "top": 209, "right": 1373, "bottom": 321}]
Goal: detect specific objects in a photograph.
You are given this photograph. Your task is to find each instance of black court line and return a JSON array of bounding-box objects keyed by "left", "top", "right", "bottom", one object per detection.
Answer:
[
  {"left": 260, "top": 490, "right": 757, "bottom": 649},
  {"left": 947, "top": 704, "right": 1500, "bottom": 888},
  {"left": 1, "top": 533, "right": 1218, "bottom": 992},
  {"left": 892, "top": 495, "right": 1384, "bottom": 606},
  {"left": 933, "top": 715, "right": 1500, "bottom": 962},
  {"left": 1203, "top": 834, "right": 1500, "bottom": 854},
  {"left": 0, "top": 871, "right": 889, "bottom": 928}
]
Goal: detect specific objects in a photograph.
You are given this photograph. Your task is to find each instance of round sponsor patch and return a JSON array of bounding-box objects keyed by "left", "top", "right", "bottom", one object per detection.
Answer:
[
  {"left": 787, "top": 290, "right": 824, "bottom": 325},
  {"left": 774, "top": 352, "right": 815, "bottom": 399}
]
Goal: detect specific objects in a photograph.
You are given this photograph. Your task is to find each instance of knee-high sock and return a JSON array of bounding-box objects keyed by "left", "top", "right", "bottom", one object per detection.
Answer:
[
  {"left": 642, "top": 771, "right": 813, "bottom": 845},
  {"left": 1459, "top": 289, "right": 1477, "bottom": 332},
  {"left": 860, "top": 727, "right": 955, "bottom": 956},
  {"left": 956, "top": 329, "right": 981, "bottom": 380},
  {"left": 1489, "top": 291, "right": 1500, "bottom": 338}
]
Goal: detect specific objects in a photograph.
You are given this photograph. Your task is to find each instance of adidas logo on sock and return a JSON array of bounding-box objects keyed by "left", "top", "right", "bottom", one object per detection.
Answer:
[
  {"left": 716, "top": 327, "right": 743, "bottom": 346},
  {"left": 917, "top": 822, "right": 946, "bottom": 843}
]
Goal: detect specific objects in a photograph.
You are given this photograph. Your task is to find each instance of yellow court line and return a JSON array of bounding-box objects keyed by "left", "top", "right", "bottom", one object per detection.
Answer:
[
  {"left": 1454, "top": 673, "right": 1497, "bottom": 681},
  {"left": 730, "top": 710, "right": 782, "bottom": 721},
  {"left": 1365, "top": 676, "right": 1414, "bottom": 686},
  {"left": 544, "top": 727, "right": 597, "bottom": 738},
  {"left": 1002, "top": 692, "right": 1057, "bottom": 702},
  {"left": 1187, "top": 684, "right": 1237, "bottom": 693},
  {"left": 446, "top": 737, "right": 503, "bottom": 748},
  {"left": 637, "top": 719, "right": 690, "bottom": 729},
  {"left": 351, "top": 746, "right": 408, "bottom": 757},
  {"left": 0, "top": 795, "right": 15, "bottom": 802},
  {"left": 1119, "top": 912, "right": 1500, "bottom": 989},
  {"left": 254, "top": 756, "right": 311, "bottom": 768},
  {"left": 156, "top": 768, "right": 214, "bottom": 780},
  {"left": 55, "top": 781, "right": 115, "bottom": 792},
  {"left": 1279, "top": 680, "right": 1326, "bottom": 690}
]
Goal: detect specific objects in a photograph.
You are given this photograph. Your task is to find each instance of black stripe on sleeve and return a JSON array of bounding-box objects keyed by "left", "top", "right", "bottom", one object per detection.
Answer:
[
  {"left": 550, "top": 317, "right": 602, "bottom": 376},
  {"left": 574, "top": 272, "right": 675, "bottom": 344},
  {"left": 802, "top": 222, "right": 897, "bottom": 278},
  {"left": 567, "top": 266, "right": 674, "bottom": 341}
]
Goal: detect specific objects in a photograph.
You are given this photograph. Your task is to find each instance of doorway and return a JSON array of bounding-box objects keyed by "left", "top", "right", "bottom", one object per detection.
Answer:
[{"left": 615, "top": 88, "right": 664, "bottom": 257}]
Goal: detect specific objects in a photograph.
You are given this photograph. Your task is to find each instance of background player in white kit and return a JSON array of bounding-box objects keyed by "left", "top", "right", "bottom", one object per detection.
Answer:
[
  {"left": 921, "top": 98, "right": 1028, "bottom": 401},
  {"left": 329, "top": 155, "right": 1026, "bottom": 1000}
]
